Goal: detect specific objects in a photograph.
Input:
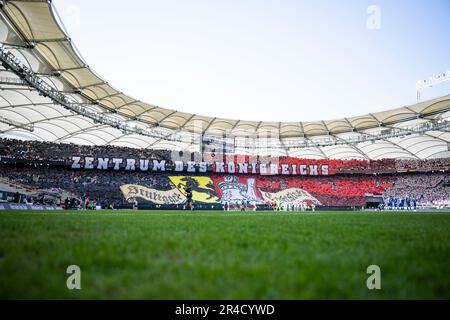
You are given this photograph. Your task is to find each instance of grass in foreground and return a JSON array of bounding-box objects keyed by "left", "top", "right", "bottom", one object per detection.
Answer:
[{"left": 0, "top": 210, "right": 449, "bottom": 299}]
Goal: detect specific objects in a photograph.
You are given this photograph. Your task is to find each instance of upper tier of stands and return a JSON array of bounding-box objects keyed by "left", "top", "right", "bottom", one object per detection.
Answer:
[{"left": 1, "top": 138, "right": 449, "bottom": 175}]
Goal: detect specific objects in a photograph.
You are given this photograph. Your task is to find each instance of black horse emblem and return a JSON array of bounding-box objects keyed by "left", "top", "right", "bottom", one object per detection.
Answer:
[{"left": 176, "top": 177, "right": 217, "bottom": 201}]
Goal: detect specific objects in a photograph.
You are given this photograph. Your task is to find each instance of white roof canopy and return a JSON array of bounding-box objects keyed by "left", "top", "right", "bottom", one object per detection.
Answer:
[{"left": 1, "top": 0, "right": 450, "bottom": 160}]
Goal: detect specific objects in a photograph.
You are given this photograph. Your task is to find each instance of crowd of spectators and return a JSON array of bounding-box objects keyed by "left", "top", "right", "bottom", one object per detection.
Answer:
[
  {"left": 0, "top": 165, "right": 171, "bottom": 207},
  {"left": 0, "top": 138, "right": 171, "bottom": 164},
  {"left": 1, "top": 138, "right": 450, "bottom": 174},
  {"left": 394, "top": 158, "right": 450, "bottom": 172},
  {"left": 383, "top": 173, "right": 450, "bottom": 208},
  {"left": 256, "top": 174, "right": 394, "bottom": 207},
  {"left": 1, "top": 162, "right": 448, "bottom": 208}
]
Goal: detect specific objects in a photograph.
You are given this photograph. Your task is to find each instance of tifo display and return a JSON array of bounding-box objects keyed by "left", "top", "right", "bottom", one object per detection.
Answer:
[{"left": 1, "top": 139, "right": 448, "bottom": 210}]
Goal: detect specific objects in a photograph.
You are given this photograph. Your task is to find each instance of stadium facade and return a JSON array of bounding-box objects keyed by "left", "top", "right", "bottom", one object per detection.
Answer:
[{"left": 0, "top": 0, "right": 449, "bottom": 211}]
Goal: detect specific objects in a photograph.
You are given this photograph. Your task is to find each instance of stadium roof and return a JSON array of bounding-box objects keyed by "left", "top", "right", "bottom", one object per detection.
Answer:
[{"left": 1, "top": 0, "right": 450, "bottom": 160}]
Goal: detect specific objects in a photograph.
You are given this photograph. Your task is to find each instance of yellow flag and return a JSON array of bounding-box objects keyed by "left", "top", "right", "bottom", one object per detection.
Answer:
[{"left": 168, "top": 176, "right": 220, "bottom": 203}]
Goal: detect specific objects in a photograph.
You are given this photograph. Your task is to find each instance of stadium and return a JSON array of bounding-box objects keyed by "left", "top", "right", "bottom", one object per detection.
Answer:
[{"left": 0, "top": 0, "right": 449, "bottom": 301}]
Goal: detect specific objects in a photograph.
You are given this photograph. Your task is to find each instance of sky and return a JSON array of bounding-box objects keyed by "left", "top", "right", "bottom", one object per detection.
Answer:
[{"left": 53, "top": 0, "right": 450, "bottom": 122}]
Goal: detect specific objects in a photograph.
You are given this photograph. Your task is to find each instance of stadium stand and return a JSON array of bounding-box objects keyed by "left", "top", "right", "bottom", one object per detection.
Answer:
[
  {"left": 0, "top": 164, "right": 172, "bottom": 207},
  {"left": 0, "top": 143, "right": 448, "bottom": 209},
  {"left": 383, "top": 173, "right": 450, "bottom": 208},
  {"left": 2, "top": 138, "right": 450, "bottom": 172},
  {"left": 0, "top": 138, "right": 171, "bottom": 163},
  {"left": 0, "top": 1, "right": 449, "bottom": 211}
]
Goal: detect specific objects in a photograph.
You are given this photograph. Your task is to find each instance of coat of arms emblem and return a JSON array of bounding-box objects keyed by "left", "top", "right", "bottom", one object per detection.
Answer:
[{"left": 217, "top": 176, "right": 259, "bottom": 202}]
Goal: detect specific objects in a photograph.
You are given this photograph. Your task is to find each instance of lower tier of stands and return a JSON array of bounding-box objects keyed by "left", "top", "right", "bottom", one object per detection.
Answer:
[{"left": 0, "top": 164, "right": 448, "bottom": 208}]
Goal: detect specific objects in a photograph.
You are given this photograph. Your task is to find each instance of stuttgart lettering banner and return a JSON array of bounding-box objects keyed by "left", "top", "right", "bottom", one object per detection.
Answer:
[
  {"left": 259, "top": 188, "right": 321, "bottom": 205},
  {"left": 120, "top": 184, "right": 186, "bottom": 204},
  {"left": 72, "top": 156, "right": 330, "bottom": 176}
]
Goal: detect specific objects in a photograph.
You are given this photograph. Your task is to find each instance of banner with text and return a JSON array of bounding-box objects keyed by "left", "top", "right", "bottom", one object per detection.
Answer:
[
  {"left": 120, "top": 184, "right": 186, "bottom": 205},
  {"left": 71, "top": 156, "right": 330, "bottom": 176}
]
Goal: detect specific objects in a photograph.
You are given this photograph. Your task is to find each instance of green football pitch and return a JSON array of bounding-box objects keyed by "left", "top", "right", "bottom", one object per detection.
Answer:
[{"left": 0, "top": 210, "right": 449, "bottom": 299}]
